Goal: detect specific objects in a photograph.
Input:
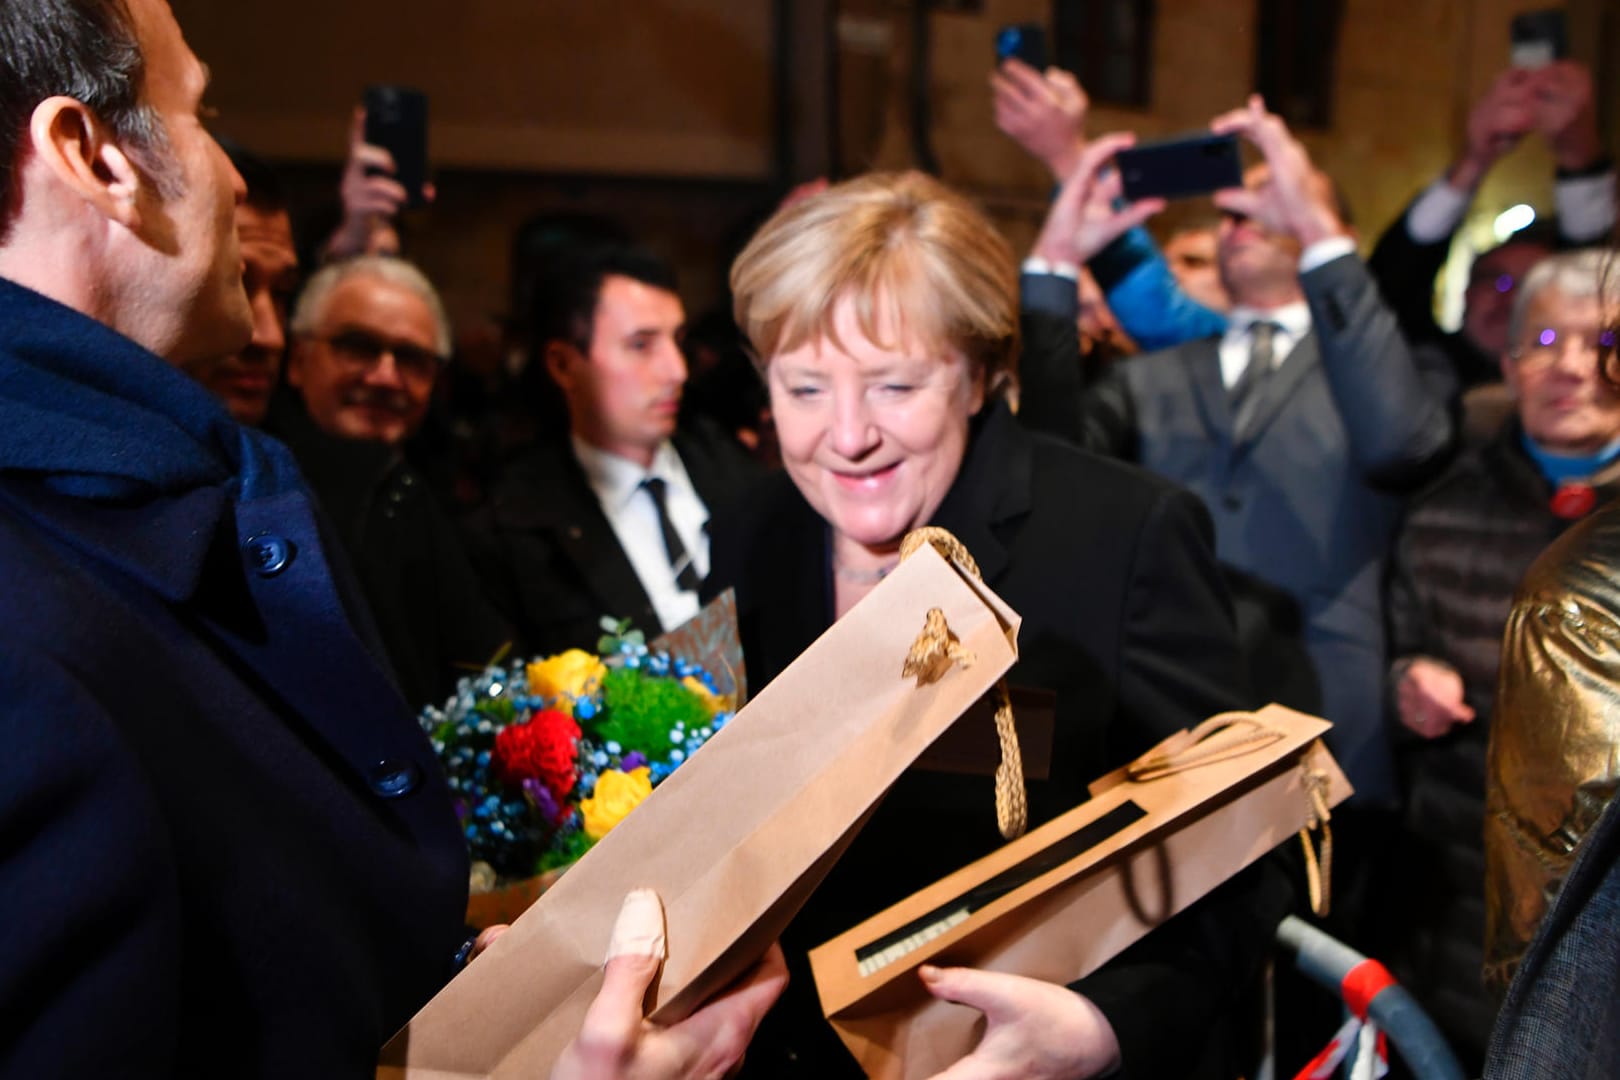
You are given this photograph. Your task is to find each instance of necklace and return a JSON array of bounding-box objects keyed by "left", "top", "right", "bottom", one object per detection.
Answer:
[{"left": 834, "top": 560, "right": 899, "bottom": 585}]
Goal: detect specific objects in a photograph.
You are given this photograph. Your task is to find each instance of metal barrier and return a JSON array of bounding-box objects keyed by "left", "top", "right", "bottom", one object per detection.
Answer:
[{"left": 1275, "top": 915, "right": 1467, "bottom": 1080}]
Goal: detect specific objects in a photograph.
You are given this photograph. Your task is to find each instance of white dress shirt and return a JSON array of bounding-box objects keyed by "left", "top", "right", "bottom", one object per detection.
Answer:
[
  {"left": 1217, "top": 300, "right": 1314, "bottom": 390},
  {"left": 571, "top": 435, "right": 709, "bottom": 633},
  {"left": 1405, "top": 170, "right": 1617, "bottom": 246}
]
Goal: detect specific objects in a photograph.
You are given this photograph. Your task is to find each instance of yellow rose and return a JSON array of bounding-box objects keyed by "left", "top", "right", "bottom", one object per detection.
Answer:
[
  {"left": 580, "top": 767, "right": 653, "bottom": 841},
  {"left": 527, "top": 649, "right": 606, "bottom": 702},
  {"left": 681, "top": 675, "right": 734, "bottom": 717}
]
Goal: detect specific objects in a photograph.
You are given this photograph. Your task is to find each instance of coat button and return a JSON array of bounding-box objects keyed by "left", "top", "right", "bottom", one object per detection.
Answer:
[
  {"left": 1221, "top": 494, "right": 1242, "bottom": 511},
  {"left": 369, "top": 759, "right": 421, "bottom": 798},
  {"left": 245, "top": 533, "right": 295, "bottom": 577}
]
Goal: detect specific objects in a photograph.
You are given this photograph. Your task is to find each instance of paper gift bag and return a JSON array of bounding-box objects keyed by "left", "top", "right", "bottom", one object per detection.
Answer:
[
  {"left": 378, "top": 538, "right": 1021, "bottom": 1079},
  {"left": 809, "top": 704, "right": 1352, "bottom": 1080}
]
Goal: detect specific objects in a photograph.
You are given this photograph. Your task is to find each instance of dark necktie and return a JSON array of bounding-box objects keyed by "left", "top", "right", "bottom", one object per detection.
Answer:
[
  {"left": 641, "top": 477, "right": 700, "bottom": 592},
  {"left": 1230, "top": 320, "right": 1279, "bottom": 437}
]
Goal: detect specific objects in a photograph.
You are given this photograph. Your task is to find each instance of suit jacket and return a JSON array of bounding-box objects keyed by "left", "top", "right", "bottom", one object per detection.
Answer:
[
  {"left": 706, "top": 401, "right": 1293, "bottom": 1080},
  {"left": 1066, "top": 254, "right": 1457, "bottom": 803},
  {"left": 469, "top": 421, "right": 761, "bottom": 655},
  {"left": 0, "top": 279, "right": 469, "bottom": 1078}
]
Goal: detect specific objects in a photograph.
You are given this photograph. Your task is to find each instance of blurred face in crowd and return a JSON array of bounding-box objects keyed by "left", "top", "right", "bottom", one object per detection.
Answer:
[
  {"left": 182, "top": 203, "right": 297, "bottom": 425},
  {"left": 1504, "top": 285, "right": 1620, "bottom": 455},
  {"left": 1216, "top": 166, "right": 1304, "bottom": 307},
  {"left": 1165, "top": 227, "right": 1230, "bottom": 312},
  {"left": 768, "top": 295, "right": 984, "bottom": 560},
  {"left": 1465, "top": 241, "right": 1551, "bottom": 357},
  {"left": 126, "top": 0, "right": 253, "bottom": 368},
  {"left": 287, "top": 273, "right": 444, "bottom": 445},
  {"left": 550, "top": 274, "right": 687, "bottom": 468},
  {"left": 1077, "top": 268, "right": 1133, "bottom": 358}
]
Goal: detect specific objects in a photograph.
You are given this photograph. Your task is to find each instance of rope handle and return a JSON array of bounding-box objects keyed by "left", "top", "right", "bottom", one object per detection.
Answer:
[
  {"left": 899, "top": 527, "right": 1027, "bottom": 840},
  {"left": 1125, "top": 711, "right": 1285, "bottom": 782},
  {"left": 1298, "top": 765, "right": 1334, "bottom": 917},
  {"left": 1124, "top": 711, "right": 1334, "bottom": 914}
]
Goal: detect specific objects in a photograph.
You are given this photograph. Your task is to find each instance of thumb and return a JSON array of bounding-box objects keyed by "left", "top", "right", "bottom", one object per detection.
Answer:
[
  {"left": 918, "top": 964, "right": 1015, "bottom": 1023},
  {"left": 349, "top": 105, "right": 366, "bottom": 149},
  {"left": 580, "top": 889, "right": 666, "bottom": 1041}
]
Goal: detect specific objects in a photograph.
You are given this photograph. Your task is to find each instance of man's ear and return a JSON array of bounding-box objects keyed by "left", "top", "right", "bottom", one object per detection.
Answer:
[
  {"left": 28, "top": 96, "right": 147, "bottom": 229},
  {"left": 544, "top": 340, "right": 582, "bottom": 391}
]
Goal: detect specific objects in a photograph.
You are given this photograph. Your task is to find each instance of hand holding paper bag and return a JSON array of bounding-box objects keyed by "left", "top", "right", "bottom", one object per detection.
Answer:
[
  {"left": 916, "top": 966, "right": 1121, "bottom": 1080},
  {"left": 550, "top": 890, "right": 787, "bottom": 1080}
]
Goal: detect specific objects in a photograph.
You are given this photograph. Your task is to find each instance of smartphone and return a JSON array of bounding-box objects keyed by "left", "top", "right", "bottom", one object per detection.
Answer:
[
  {"left": 1510, "top": 10, "right": 1568, "bottom": 70},
  {"left": 1115, "top": 132, "right": 1245, "bottom": 202},
  {"left": 362, "top": 84, "right": 429, "bottom": 209},
  {"left": 995, "top": 23, "right": 1048, "bottom": 71}
]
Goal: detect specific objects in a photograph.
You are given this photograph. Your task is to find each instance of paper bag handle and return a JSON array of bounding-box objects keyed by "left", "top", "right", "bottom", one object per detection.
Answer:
[
  {"left": 1125, "top": 712, "right": 1285, "bottom": 782},
  {"left": 900, "top": 528, "right": 1028, "bottom": 840},
  {"left": 1126, "top": 711, "right": 1336, "bottom": 917}
]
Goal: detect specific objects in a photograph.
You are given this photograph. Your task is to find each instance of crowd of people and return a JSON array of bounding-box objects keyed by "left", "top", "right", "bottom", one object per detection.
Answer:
[{"left": 1, "top": 2, "right": 1617, "bottom": 1078}]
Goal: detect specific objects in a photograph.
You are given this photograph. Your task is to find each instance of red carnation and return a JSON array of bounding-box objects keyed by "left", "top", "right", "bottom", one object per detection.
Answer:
[{"left": 493, "top": 709, "right": 581, "bottom": 807}]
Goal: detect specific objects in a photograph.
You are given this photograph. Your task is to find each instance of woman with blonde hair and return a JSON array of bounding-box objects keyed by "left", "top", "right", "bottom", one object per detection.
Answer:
[{"left": 705, "top": 169, "right": 1292, "bottom": 1079}]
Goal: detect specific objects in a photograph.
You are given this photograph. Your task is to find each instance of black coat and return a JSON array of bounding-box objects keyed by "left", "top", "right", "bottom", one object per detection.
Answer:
[
  {"left": 0, "top": 279, "right": 468, "bottom": 1078},
  {"left": 267, "top": 396, "right": 512, "bottom": 710},
  {"left": 706, "top": 401, "right": 1294, "bottom": 1079},
  {"left": 469, "top": 422, "right": 761, "bottom": 654}
]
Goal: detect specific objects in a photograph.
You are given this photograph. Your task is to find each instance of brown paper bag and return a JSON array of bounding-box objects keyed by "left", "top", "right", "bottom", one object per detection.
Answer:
[
  {"left": 809, "top": 704, "right": 1352, "bottom": 1079},
  {"left": 377, "top": 542, "right": 1020, "bottom": 1079}
]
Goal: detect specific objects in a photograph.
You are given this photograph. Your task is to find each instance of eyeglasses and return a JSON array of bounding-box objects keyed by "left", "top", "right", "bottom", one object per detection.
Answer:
[
  {"left": 1509, "top": 326, "right": 1619, "bottom": 370},
  {"left": 311, "top": 328, "right": 446, "bottom": 382}
]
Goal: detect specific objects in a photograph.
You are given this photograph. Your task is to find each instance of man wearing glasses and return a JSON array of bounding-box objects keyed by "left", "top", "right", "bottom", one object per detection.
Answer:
[
  {"left": 1384, "top": 248, "right": 1620, "bottom": 1072},
  {"left": 278, "top": 256, "right": 510, "bottom": 708}
]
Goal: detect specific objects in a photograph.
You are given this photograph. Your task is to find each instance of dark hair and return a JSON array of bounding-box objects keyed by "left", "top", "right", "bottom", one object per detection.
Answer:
[
  {"left": 525, "top": 230, "right": 679, "bottom": 354},
  {"left": 216, "top": 136, "right": 286, "bottom": 214},
  {"left": 0, "top": 0, "right": 177, "bottom": 243}
]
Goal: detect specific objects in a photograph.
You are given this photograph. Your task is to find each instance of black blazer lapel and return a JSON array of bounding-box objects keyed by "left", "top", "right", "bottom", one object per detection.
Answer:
[
  {"left": 496, "top": 442, "right": 657, "bottom": 623},
  {"left": 1233, "top": 331, "right": 1319, "bottom": 452}
]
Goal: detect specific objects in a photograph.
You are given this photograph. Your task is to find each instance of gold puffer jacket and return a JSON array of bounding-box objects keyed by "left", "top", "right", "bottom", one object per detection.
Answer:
[{"left": 1485, "top": 502, "right": 1620, "bottom": 987}]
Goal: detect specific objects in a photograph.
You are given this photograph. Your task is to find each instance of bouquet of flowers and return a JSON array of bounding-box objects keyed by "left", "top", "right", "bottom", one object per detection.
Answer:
[{"left": 419, "top": 603, "right": 742, "bottom": 923}]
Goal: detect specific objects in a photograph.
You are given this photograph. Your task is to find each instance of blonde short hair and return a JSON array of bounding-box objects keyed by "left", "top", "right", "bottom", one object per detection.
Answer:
[{"left": 730, "top": 171, "right": 1018, "bottom": 389}]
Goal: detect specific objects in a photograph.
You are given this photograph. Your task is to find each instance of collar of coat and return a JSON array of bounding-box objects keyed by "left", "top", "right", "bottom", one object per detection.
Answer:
[
  {"left": 0, "top": 275, "right": 307, "bottom": 599},
  {"left": 0, "top": 275, "right": 303, "bottom": 503}
]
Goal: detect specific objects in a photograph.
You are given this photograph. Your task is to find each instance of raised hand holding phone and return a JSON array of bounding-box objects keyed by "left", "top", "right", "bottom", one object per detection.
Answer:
[
  {"left": 1030, "top": 132, "right": 1165, "bottom": 267},
  {"left": 991, "top": 56, "right": 1087, "bottom": 181},
  {"left": 1210, "top": 95, "right": 1348, "bottom": 248}
]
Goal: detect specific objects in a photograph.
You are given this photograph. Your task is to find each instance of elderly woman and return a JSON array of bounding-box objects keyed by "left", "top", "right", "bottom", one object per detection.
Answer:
[{"left": 705, "top": 171, "right": 1292, "bottom": 1079}]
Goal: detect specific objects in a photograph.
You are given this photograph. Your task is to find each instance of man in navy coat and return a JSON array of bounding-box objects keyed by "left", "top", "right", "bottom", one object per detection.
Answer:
[{"left": 0, "top": 2, "right": 779, "bottom": 1076}]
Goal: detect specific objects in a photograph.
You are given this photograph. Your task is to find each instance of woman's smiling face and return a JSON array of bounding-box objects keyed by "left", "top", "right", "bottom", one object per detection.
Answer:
[{"left": 767, "top": 295, "right": 984, "bottom": 555}]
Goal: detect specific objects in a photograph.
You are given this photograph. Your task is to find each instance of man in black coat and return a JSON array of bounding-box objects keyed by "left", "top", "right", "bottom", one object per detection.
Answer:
[
  {"left": 0, "top": 3, "right": 470, "bottom": 1073},
  {"left": 274, "top": 255, "right": 511, "bottom": 709},
  {"left": 470, "top": 238, "right": 760, "bottom": 653}
]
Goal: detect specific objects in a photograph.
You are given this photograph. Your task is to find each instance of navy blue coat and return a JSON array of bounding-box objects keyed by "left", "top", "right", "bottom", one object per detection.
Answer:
[{"left": 0, "top": 278, "right": 469, "bottom": 1077}]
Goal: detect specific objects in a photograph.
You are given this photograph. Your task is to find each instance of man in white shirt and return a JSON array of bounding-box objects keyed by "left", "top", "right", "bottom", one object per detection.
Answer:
[
  {"left": 1050, "top": 99, "right": 1458, "bottom": 813},
  {"left": 472, "top": 239, "right": 760, "bottom": 652}
]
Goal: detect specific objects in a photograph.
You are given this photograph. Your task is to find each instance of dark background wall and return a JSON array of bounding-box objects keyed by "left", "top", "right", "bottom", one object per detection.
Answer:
[{"left": 176, "top": 0, "right": 1615, "bottom": 344}]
